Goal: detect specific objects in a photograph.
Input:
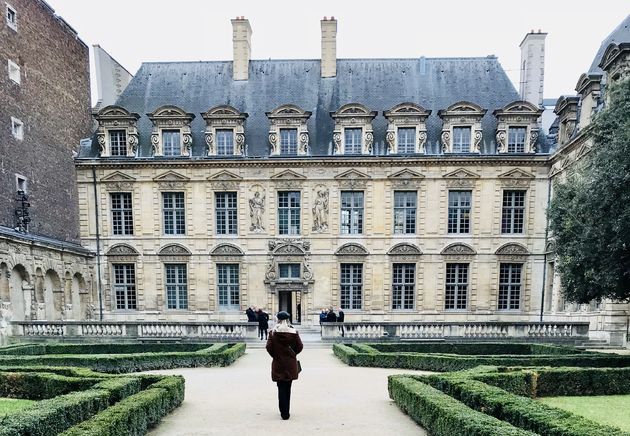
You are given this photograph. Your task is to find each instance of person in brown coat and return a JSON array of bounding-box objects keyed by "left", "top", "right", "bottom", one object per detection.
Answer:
[{"left": 265, "top": 311, "right": 303, "bottom": 420}]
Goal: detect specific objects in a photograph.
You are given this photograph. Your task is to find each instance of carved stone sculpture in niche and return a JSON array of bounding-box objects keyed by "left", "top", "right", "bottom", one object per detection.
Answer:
[
  {"left": 249, "top": 187, "right": 265, "bottom": 232},
  {"left": 312, "top": 187, "right": 329, "bottom": 232}
]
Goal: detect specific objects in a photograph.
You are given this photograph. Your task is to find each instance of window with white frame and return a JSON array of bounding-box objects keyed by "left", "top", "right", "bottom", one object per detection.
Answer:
[
  {"left": 217, "top": 264, "right": 240, "bottom": 310},
  {"left": 113, "top": 264, "right": 136, "bottom": 310},
  {"left": 278, "top": 191, "right": 301, "bottom": 235},
  {"left": 279, "top": 264, "right": 301, "bottom": 279},
  {"left": 340, "top": 263, "right": 362, "bottom": 310},
  {"left": 508, "top": 127, "right": 527, "bottom": 153},
  {"left": 452, "top": 127, "right": 471, "bottom": 153},
  {"left": 163, "top": 192, "right": 185, "bottom": 235},
  {"left": 162, "top": 130, "right": 181, "bottom": 156},
  {"left": 11, "top": 117, "right": 23, "bottom": 140},
  {"left": 394, "top": 191, "right": 416, "bottom": 234},
  {"left": 340, "top": 191, "right": 364, "bottom": 235},
  {"left": 498, "top": 263, "right": 522, "bottom": 310},
  {"left": 6, "top": 3, "right": 16, "bottom": 31},
  {"left": 216, "top": 129, "right": 234, "bottom": 156},
  {"left": 280, "top": 128, "right": 298, "bottom": 155},
  {"left": 15, "top": 174, "right": 27, "bottom": 193},
  {"left": 108, "top": 130, "right": 127, "bottom": 156},
  {"left": 344, "top": 128, "right": 362, "bottom": 154},
  {"left": 392, "top": 263, "right": 415, "bottom": 310},
  {"left": 445, "top": 263, "right": 468, "bottom": 310},
  {"left": 111, "top": 192, "right": 133, "bottom": 235},
  {"left": 165, "top": 264, "right": 188, "bottom": 309},
  {"left": 215, "top": 192, "right": 237, "bottom": 235},
  {"left": 7, "top": 59, "right": 20, "bottom": 84},
  {"left": 397, "top": 128, "right": 416, "bottom": 154},
  {"left": 448, "top": 190, "right": 471, "bottom": 234},
  {"left": 502, "top": 190, "right": 525, "bottom": 234}
]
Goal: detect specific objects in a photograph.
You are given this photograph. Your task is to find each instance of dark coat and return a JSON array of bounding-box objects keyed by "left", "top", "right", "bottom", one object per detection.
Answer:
[
  {"left": 257, "top": 311, "right": 269, "bottom": 329},
  {"left": 326, "top": 311, "right": 337, "bottom": 322},
  {"left": 319, "top": 312, "right": 327, "bottom": 324},
  {"left": 337, "top": 310, "right": 345, "bottom": 322},
  {"left": 266, "top": 330, "right": 303, "bottom": 382},
  {"left": 245, "top": 308, "right": 256, "bottom": 322}
]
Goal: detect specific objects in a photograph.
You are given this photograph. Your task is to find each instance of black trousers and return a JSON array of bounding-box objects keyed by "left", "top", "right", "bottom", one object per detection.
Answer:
[
  {"left": 259, "top": 327, "right": 267, "bottom": 340},
  {"left": 277, "top": 380, "right": 292, "bottom": 418}
]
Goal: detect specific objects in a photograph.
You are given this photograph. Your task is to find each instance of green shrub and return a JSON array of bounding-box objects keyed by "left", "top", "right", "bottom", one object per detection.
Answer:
[
  {"left": 43, "top": 343, "right": 210, "bottom": 355},
  {"left": 388, "top": 375, "right": 535, "bottom": 436},
  {"left": 0, "top": 344, "right": 46, "bottom": 356},
  {"left": 536, "top": 367, "right": 630, "bottom": 397},
  {"left": 0, "top": 372, "right": 101, "bottom": 400}
]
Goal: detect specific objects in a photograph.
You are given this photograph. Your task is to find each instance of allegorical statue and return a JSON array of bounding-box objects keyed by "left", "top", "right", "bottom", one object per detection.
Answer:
[
  {"left": 312, "top": 189, "right": 329, "bottom": 232},
  {"left": 249, "top": 191, "right": 265, "bottom": 232}
]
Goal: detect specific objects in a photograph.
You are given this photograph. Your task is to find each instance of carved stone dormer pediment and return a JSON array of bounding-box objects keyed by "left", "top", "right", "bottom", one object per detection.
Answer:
[
  {"left": 211, "top": 244, "right": 244, "bottom": 261},
  {"left": 443, "top": 168, "right": 479, "bottom": 188},
  {"left": 554, "top": 96, "right": 579, "bottom": 146},
  {"left": 335, "top": 243, "right": 369, "bottom": 256},
  {"left": 598, "top": 42, "right": 630, "bottom": 84},
  {"left": 330, "top": 103, "right": 377, "bottom": 155},
  {"left": 497, "top": 169, "right": 535, "bottom": 188},
  {"left": 202, "top": 105, "right": 248, "bottom": 156},
  {"left": 271, "top": 169, "right": 306, "bottom": 189},
  {"left": 106, "top": 244, "right": 139, "bottom": 256},
  {"left": 158, "top": 244, "right": 191, "bottom": 262},
  {"left": 493, "top": 101, "right": 543, "bottom": 153},
  {"left": 438, "top": 101, "right": 486, "bottom": 153},
  {"left": 441, "top": 243, "right": 476, "bottom": 260},
  {"left": 94, "top": 105, "right": 141, "bottom": 157},
  {"left": 266, "top": 104, "right": 312, "bottom": 156},
  {"left": 495, "top": 243, "right": 529, "bottom": 261},
  {"left": 383, "top": 103, "right": 431, "bottom": 154},
  {"left": 101, "top": 171, "right": 135, "bottom": 191},
  {"left": 147, "top": 105, "right": 195, "bottom": 157},
  {"left": 153, "top": 171, "right": 189, "bottom": 190},
  {"left": 388, "top": 169, "right": 424, "bottom": 188},
  {"left": 387, "top": 243, "right": 422, "bottom": 261},
  {"left": 208, "top": 170, "right": 242, "bottom": 191},
  {"left": 335, "top": 169, "right": 370, "bottom": 189}
]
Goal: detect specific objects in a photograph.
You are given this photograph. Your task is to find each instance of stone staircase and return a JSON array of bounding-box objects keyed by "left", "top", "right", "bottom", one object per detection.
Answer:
[{"left": 576, "top": 339, "right": 622, "bottom": 350}]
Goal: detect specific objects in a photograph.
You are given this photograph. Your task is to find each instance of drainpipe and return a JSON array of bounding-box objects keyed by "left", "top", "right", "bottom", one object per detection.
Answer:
[
  {"left": 539, "top": 176, "right": 553, "bottom": 322},
  {"left": 91, "top": 166, "right": 104, "bottom": 321}
]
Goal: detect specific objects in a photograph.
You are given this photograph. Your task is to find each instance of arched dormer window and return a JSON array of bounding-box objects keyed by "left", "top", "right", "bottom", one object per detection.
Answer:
[
  {"left": 383, "top": 103, "right": 431, "bottom": 154},
  {"left": 266, "top": 104, "right": 312, "bottom": 156},
  {"left": 598, "top": 42, "right": 630, "bottom": 86},
  {"left": 94, "top": 106, "right": 140, "bottom": 157},
  {"left": 493, "top": 101, "right": 543, "bottom": 154},
  {"left": 330, "top": 103, "right": 377, "bottom": 155},
  {"left": 147, "top": 106, "right": 195, "bottom": 157},
  {"left": 438, "top": 101, "right": 486, "bottom": 153},
  {"left": 202, "top": 105, "right": 248, "bottom": 157}
]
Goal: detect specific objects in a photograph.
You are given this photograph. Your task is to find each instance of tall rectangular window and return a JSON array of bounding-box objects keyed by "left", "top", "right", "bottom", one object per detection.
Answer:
[
  {"left": 113, "top": 264, "right": 136, "bottom": 310},
  {"left": 217, "top": 264, "right": 240, "bottom": 310},
  {"left": 340, "top": 191, "right": 364, "bottom": 234},
  {"left": 216, "top": 129, "right": 234, "bottom": 155},
  {"left": 452, "top": 127, "right": 471, "bottom": 153},
  {"left": 6, "top": 4, "right": 17, "bottom": 31},
  {"left": 279, "top": 264, "right": 301, "bottom": 279},
  {"left": 11, "top": 117, "right": 23, "bottom": 140},
  {"left": 344, "top": 128, "right": 362, "bottom": 154},
  {"left": 8, "top": 59, "right": 20, "bottom": 84},
  {"left": 340, "top": 263, "right": 363, "bottom": 310},
  {"left": 111, "top": 192, "right": 133, "bottom": 235},
  {"left": 163, "top": 192, "right": 185, "bottom": 235},
  {"left": 280, "top": 128, "right": 298, "bottom": 155},
  {"left": 394, "top": 191, "right": 417, "bottom": 234},
  {"left": 166, "top": 264, "right": 188, "bottom": 309},
  {"left": 445, "top": 263, "right": 468, "bottom": 310},
  {"left": 392, "top": 263, "right": 415, "bottom": 310},
  {"left": 508, "top": 127, "right": 527, "bottom": 153},
  {"left": 448, "top": 190, "right": 471, "bottom": 234},
  {"left": 215, "top": 192, "right": 237, "bottom": 235},
  {"left": 109, "top": 130, "right": 127, "bottom": 156},
  {"left": 162, "top": 130, "right": 181, "bottom": 156},
  {"left": 397, "top": 128, "right": 416, "bottom": 154},
  {"left": 502, "top": 190, "right": 526, "bottom": 234},
  {"left": 278, "top": 191, "right": 301, "bottom": 235},
  {"left": 499, "top": 263, "right": 522, "bottom": 310}
]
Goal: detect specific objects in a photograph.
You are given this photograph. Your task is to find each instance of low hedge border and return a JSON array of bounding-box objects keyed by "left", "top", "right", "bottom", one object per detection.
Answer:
[
  {"left": 0, "top": 371, "right": 102, "bottom": 400},
  {"left": 373, "top": 342, "right": 583, "bottom": 356}
]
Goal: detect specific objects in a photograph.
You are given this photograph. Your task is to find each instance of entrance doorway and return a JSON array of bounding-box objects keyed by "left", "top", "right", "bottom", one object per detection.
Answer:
[{"left": 278, "top": 291, "right": 302, "bottom": 324}]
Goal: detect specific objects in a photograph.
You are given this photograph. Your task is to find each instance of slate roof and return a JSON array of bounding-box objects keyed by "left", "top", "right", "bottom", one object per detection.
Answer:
[
  {"left": 588, "top": 14, "right": 630, "bottom": 74},
  {"left": 80, "top": 56, "right": 547, "bottom": 158}
]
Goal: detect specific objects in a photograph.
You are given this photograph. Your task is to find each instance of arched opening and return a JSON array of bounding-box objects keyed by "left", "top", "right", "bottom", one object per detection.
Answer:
[
  {"left": 72, "top": 273, "right": 88, "bottom": 320},
  {"left": 0, "top": 263, "right": 9, "bottom": 303},
  {"left": 44, "top": 269, "right": 62, "bottom": 320},
  {"left": 9, "top": 264, "right": 30, "bottom": 321},
  {"left": 34, "top": 268, "right": 45, "bottom": 320}
]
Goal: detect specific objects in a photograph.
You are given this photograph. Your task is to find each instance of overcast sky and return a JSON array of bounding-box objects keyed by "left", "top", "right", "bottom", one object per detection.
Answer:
[{"left": 47, "top": 0, "right": 629, "bottom": 104}]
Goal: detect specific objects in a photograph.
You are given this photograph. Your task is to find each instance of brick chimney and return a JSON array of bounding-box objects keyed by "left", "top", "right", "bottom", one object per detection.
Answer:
[
  {"left": 231, "top": 16, "right": 252, "bottom": 81},
  {"left": 519, "top": 30, "right": 547, "bottom": 107},
  {"left": 321, "top": 17, "right": 337, "bottom": 78}
]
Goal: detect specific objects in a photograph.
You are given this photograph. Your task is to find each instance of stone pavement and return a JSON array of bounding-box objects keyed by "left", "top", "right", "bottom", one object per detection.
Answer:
[{"left": 148, "top": 346, "right": 429, "bottom": 435}]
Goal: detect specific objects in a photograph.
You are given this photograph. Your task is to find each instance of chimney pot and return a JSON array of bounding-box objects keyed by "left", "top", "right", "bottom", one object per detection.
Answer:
[
  {"left": 321, "top": 17, "right": 337, "bottom": 78},
  {"left": 232, "top": 17, "right": 252, "bottom": 80}
]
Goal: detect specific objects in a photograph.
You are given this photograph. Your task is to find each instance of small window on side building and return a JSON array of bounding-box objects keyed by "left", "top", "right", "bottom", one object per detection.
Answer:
[
  {"left": 7, "top": 59, "right": 20, "bottom": 84},
  {"left": 6, "top": 3, "right": 17, "bottom": 31},
  {"left": 11, "top": 117, "right": 23, "bottom": 140},
  {"left": 15, "top": 174, "right": 27, "bottom": 193}
]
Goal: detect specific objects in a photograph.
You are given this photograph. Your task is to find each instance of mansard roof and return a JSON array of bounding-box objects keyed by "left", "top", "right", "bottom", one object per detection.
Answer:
[
  {"left": 588, "top": 14, "right": 630, "bottom": 74},
  {"left": 81, "top": 57, "right": 524, "bottom": 158}
]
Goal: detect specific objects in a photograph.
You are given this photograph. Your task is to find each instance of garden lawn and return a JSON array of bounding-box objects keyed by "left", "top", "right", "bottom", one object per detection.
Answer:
[
  {"left": 0, "top": 398, "right": 35, "bottom": 416},
  {"left": 538, "top": 395, "right": 630, "bottom": 432}
]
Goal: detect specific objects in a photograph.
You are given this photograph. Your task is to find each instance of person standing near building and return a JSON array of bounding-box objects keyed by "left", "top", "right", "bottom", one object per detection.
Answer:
[
  {"left": 326, "top": 306, "right": 337, "bottom": 323},
  {"left": 266, "top": 311, "right": 303, "bottom": 420},
  {"left": 257, "top": 308, "right": 269, "bottom": 340},
  {"left": 337, "top": 307, "right": 345, "bottom": 337},
  {"left": 245, "top": 306, "right": 256, "bottom": 322},
  {"left": 319, "top": 308, "right": 327, "bottom": 333}
]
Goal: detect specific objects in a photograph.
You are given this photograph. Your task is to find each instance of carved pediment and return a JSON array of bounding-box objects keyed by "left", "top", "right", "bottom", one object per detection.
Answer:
[
  {"left": 266, "top": 104, "right": 312, "bottom": 119},
  {"left": 271, "top": 170, "right": 307, "bottom": 180},
  {"left": 388, "top": 169, "right": 424, "bottom": 180},
  {"left": 439, "top": 101, "right": 487, "bottom": 116},
  {"left": 545, "top": 240, "right": 557, "bottom": 254},
  {"left": 153, "top": 171, "right": 190, "bottom": 182},
  {"left": 335, "top": 169, "right": 370, "bottom": 180},
  {"left": 96, "top": 105, "right": 141, "bottom": 120},
  {"left": 332, "top": 103, "right": 376, "bottom": 117},
  {"left": 202, "top": 105, "right": 245, "bottom": 118},
  {"left": 335, "top": 243, "right": 368, "bottom": 256},
  {"left": 598, "top": 42, "right": 630, "bottom": 71},
  {"left": 211, "top": 244, "right": 244, "bottom": 256},
  {"left": 101, "top": 171, "right": 136, "bottom": 182},
  {"left": 495, "top": 243, "right": 529, "bottom": 256},
  {"left": 441, "top": 243, "right": 476, "bottom": 256},
  {"left": 388, "top": 243, "right": 422, "bottom": 256},
  {"left": 384, "top": 102, "right": 431, "bottom": 117},
  {"left": 208, "top": 170, "right": 242, "bottom": 181},
  {"left": 268, "top": 239, "right": 310, "bottom": 255},
  {"left": 158, "top": 244, "right": 192, "bottom": 256},
  {"left": 208, "top": 170, "right": 242, "bottom": 189},
  {"left": 444, "top": 168, "right": 480, "bottom": 179},
  {"left": 148, "top": 105, "right": 195, "bottom": 120},
  {"left": 498, "top": 169, "right": 535, "bottom": 187},
  {"left": 106, "top": 244, "right": 139, "bottom": 256}
]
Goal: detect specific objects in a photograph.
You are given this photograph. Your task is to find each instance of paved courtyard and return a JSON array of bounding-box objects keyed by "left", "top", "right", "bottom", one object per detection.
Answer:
[{"left": 148, "top": 345, "right": 429, "bottom": 435}]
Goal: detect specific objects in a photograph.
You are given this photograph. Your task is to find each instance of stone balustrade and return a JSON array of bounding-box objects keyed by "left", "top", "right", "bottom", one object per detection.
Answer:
[{"left": 321, "top": 321, "right": 590, "bottom": 342}]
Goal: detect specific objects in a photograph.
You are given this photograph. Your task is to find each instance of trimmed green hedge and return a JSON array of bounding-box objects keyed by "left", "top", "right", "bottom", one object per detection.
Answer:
[
  {"left": 372, "top": 342, "right": 583, "bottom": 355},
  {"left": 388, "top": 375, "right": 535, "bottom": 436},
  {"left": 0, "top": 344, "right": 46, "bottom": 356},
  {"left": 0, "top": 371, "right": 101, "bottom": 400},
  {"left": 536, "top": 367, "right": 630, "bottom": 397}
]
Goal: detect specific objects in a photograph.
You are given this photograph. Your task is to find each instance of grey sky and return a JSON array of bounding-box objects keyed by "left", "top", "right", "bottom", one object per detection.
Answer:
[{"left": 47, "top": 0, "right": 629, "bottom": 104}]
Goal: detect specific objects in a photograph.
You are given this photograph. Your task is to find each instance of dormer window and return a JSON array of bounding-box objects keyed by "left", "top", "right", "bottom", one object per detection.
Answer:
[
  {"left": 148, "top": 105, "right": 195, "bottom": 157},
  {"left": 384, "top": 103, "right": 430, "bottom": 154},
  {"left": 493, "top": 101, "right": 543, "bottom": 153},
  {"left": 202, "top": 105, "right": 247, "bottom": 157},
  {"left": 95, "top": 106, "right": 140, "bottom": 157},
  {"left": 438, "top": 101, "right": 486, "bottom": 153},
  {"left": 267, "top": 104, "right": 311, "bottom": 157},
  {"left": 331, "top": 103, "right": 377, "bottom": 155}
]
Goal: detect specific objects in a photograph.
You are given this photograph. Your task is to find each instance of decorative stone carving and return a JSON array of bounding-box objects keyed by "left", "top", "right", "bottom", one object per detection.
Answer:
[
  {"left": 493, "top": 101, "right": 543, "bottom": 154},
  {"left": 106, "top": 244, "right": 139, "bottom": 256},
  {"left": 312, "top": 187, "right": 329, "bottom": 232},
  {"left": 498, "top": 169, "right": 535, "bottom": 188},
  {"left": 438, "top": 101, "right": 486, "bottom": 153},
  {"left": 496, "top": 243, "right": 529, "bottom": 256},
  {"left": 598, "top": 42, "right": 630, "bottom": 85},
  {"left": 94, "top": 105, "right": 141, "bottom": 157},
  {"left": 554, "top": 96, "right": 579, "bottom": 146},
  {"left": 441, "top": 243, "right": 476, "bottom": 256},
  {"left": 270, "top": 169, "right": 306, "bottom": 189},
  {"left": 208, "top": 170, "right": 242, "bottom": 191},
  {"left": 334, "top": 169, "right": 370, "bottom": 189},
  {"left": 153, "top": 171, "right": 190, "bottom": 190},
  {"left": 388, "top": 169, "right": 424, "bottom": 189},
  {"left": 383, "top": 103, "right": 431, "bottom": 154},
  {"left": 85, "top": 303, "right": 96, "bottom": 321},
  {"left": 147, "top": 105, "right": 195, "bottom": 157},
  {"left": 545, "top": 240, "right": 557, "bottom": 254},
  {"left": 158, "top": 244, "right": 192, "bottom": 262},
  {"left": 443, "top": 168, "right": 480, "bottom": 188},
  {"left": 388, "top": 243, "right": 422, "bottom": 257},
  {"left": 330, "top": 103, "right": 377, "bottom": 155},
  {"left": 266, "top": 104, "right": 312, "bottom": 156},
  {"left": 335, "top": 243, "right": 369, "bottom": 256},
  {"left": 264, "top": 239, "right": 314, "bottom": 290},
  {"left": 101, "top": 171, "right": 135, "bottom": 192},
  {"left": 211, "top": 244, "right": 245, "bottom": 256},
  {"left": 201, "top": 105, "right": 248, "bottom": 156},
  {"left": 249, "top": 188, "right": 265, "bottom": 232}
]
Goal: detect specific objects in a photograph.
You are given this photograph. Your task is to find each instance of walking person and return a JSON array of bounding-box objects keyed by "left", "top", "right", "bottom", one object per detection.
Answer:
[
  {"left": 337, "top": 307, "right": 345, "bottom": 338},
  {"left": 257, "top": 308, "right": 269, "bottom": 340},
  {"left": 266, "top": 311, "right": 303, "bottom": 420}
]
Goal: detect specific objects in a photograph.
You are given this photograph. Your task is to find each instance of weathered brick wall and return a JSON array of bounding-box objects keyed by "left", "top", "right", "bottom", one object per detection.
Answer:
[{"left": 0, "top": 0, "right": 90, "bottom": 242}]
